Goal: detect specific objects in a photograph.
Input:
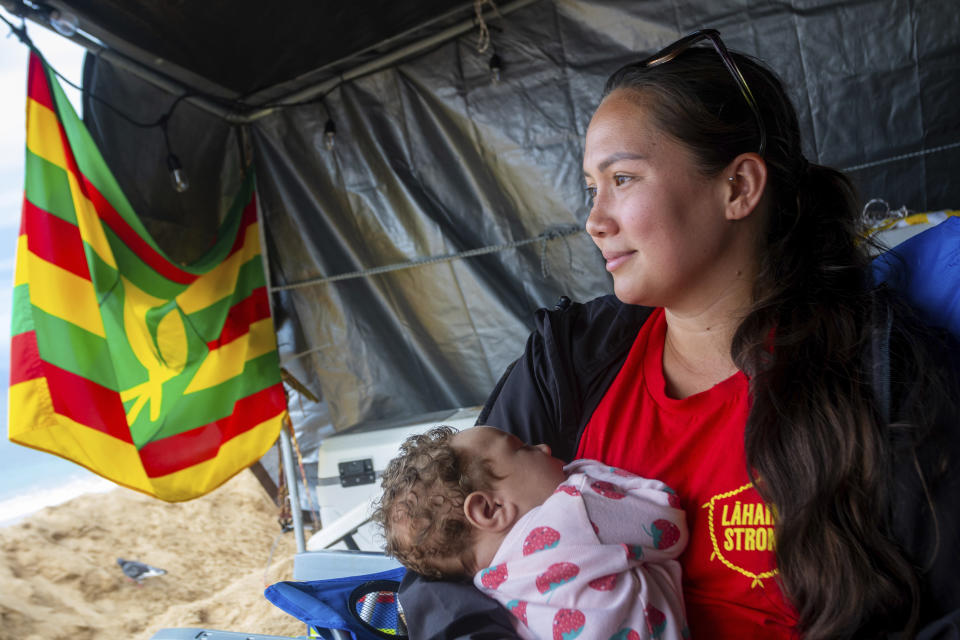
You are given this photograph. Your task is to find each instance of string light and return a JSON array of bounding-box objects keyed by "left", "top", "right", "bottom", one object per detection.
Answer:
[
  {"left": 489, "top": 53, "right": 502, "bottom": 84},
  {"left": 19, "top": 2, "right": 79, "bottom": 37},
  {"left": 47, "top": 8, "right": 77, "bottom": 37},
  {"left": 160, "top": 114, "right": 189, "bottom": 192},
  {"left": 323, "top": 118, "right": 336, "bottom": 151},
  {"left": 320, "top": 100, "right": 337, "bottom": 151},
  {"left": 166, "top": 153, "right": 189, "bottom": 192}
]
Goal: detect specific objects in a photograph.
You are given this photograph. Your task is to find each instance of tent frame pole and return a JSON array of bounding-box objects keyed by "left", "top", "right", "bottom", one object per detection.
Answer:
[{"left": 279, "top": 425, "right": 306, "bottom": 553}]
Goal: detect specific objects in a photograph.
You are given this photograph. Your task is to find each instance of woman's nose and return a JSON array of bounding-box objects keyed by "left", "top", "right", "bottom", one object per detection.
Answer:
[
  {"left": 585, "top": 199, "right": 616, "bottom": 238},
  {"left": 535, "top": 443, "right": 552, "bottom": 455}
]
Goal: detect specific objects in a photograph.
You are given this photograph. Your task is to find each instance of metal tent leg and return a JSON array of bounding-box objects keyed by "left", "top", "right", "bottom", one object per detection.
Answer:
[{"left": 279, "top": 426, "right": 305, "bottom": 553}]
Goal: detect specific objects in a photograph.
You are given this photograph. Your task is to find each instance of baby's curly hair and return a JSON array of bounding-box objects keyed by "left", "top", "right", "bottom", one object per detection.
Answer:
[{"left": 372, "top": 425, "right": 495, "bottom": 580}]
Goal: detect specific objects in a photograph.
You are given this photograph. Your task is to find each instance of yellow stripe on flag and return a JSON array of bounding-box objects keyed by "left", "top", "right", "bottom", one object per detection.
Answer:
[
  {"left": 183, "top": 317, "right": 278, "bottom": 394},
  {"left": 8, "top": 378, "right": 154, "bottom": 495},
  {"left": 147, "top": 411, "right": 285, "bottom": 501},
  {"left": 15, "top": 234, "right": 29, "bottom": 287},
  {"left": 68, "top": 171, "right": 117, "bottom": 270},
  {"left": 23, "top": 248, "right": 105, "bottom": 338},
  {"left": 176, "top": 223, "right": 261, "bottom": 315},
  {"left": 26, "top": 98, "right": 68, "bottom": 170}
]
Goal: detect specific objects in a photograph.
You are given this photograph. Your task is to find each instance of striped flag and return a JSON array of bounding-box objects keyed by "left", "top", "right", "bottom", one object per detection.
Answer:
[{"left": 8, "top": 52, "right": 286, "bottom": 501}]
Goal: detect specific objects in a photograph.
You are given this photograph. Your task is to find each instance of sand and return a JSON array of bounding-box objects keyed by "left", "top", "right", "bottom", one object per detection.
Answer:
[{"left": 0, "top": 470, "right": 309, "bottom": 640}]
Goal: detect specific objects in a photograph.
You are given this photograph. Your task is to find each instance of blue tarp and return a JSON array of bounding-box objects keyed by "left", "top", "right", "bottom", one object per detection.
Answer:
[{"left": 873, "top": 216, "right": 960, "bottom": 337}]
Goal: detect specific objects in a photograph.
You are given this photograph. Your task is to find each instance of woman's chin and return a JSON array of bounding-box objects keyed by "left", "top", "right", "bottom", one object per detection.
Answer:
[{"left": 612, "top": 282, "right": 654, "bottom": 307}]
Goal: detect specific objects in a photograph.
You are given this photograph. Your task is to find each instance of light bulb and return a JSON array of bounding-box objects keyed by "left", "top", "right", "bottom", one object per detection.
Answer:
[
  {"left": 49, "top": 9, "right": 78, "bottom": 37},
  {"left": 166, "top": 154, "right": 189, "bottom": 193},
  {"left": 489, "top": 54, "right": 502, "bottom": 84},
  {"left": 324, "top": 119, "right": 336, "bottom": 151}
]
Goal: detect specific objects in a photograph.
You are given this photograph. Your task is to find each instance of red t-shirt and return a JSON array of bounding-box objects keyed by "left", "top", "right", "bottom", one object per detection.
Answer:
[{"left": 577, "top": 308, "right": 798, "bottom": 639}]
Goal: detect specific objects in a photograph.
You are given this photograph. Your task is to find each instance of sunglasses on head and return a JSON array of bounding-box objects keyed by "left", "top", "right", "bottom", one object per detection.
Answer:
[{"left": 642, "top": 29, "right": 767, "bottom": 156}]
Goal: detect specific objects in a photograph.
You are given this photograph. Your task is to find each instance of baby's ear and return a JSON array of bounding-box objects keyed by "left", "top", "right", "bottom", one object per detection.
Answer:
[{"left": 464, "top": 490, "right": 517, "bottom": 532}]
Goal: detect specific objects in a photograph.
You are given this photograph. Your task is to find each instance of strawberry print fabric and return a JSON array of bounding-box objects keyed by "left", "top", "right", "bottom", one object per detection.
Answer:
[{"left": 473, "top": 460, "right": 689, "bottom": 640}]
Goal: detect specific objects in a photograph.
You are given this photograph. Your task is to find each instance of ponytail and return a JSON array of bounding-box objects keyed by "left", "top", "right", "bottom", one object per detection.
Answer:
[{"left": 735, "top": 161, "right": 922, "bottom": 637}]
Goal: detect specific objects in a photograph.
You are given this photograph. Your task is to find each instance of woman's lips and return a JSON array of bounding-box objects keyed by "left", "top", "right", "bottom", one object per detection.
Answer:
[{"left": 603, "top": 251, "right": 635, "bottom": 272}]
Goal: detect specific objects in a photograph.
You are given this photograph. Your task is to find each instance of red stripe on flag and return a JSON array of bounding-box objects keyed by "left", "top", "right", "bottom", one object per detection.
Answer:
[
  {"left": 23, "top": 197, "right": 91, "bottom": 280},
  {"left": 139, "top": 383, "right": 286, "bottom": 478},
  {"left": 43, "top": 360, "right": 132, "bottom": 444},
  {"left": 10, "top": 331, "right": 45, "bottom": 385},
  {"left": 206, "top": 287, "right": 271, "bottom": 350},
  {"left": 27, "top": 54, "right": 55, "bottom": 110}
]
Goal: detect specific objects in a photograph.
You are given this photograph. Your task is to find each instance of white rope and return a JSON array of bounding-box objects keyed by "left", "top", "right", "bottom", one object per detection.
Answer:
[
  {"left": 269, "top": 225, "right": 583, "bottom": 293},
  {"left": 842, "top": 140, "right": 960, "bottom": 173},
  {"left": 473, "top": 0, "right": 502, "bottom": 53}
]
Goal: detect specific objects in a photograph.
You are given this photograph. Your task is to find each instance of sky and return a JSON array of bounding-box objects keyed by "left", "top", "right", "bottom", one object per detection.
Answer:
[{"left": 0, "top": 10, "right": 107, "bottom": 512}]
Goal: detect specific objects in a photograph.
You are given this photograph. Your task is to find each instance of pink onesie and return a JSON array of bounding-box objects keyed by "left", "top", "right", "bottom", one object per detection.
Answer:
[{"left": 473, "top": 459, "right": 688, "bottom": 640}]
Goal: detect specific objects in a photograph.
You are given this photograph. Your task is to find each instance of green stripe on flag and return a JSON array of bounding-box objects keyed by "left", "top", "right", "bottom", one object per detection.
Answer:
[
  {"left": 31, "top": 307, "right": 119, "bottom": 390},
  {"left": 24, "top": 151, "right": 77, "bottom": 225},
  {"left": 11, "top": 284, "right": 35, "bottom": 336}
]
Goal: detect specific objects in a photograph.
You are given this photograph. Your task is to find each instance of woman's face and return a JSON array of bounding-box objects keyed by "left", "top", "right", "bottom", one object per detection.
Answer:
[{"left": 583, "top": 89, "right": 752, "bottom": 311}]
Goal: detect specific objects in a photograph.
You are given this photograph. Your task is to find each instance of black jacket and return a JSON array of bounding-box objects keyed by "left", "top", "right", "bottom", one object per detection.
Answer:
[{"left": 399, "top": 294, "right": 960, "bottom": 639}]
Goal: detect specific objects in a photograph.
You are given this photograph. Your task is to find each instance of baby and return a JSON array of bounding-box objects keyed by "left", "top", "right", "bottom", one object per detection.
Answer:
[{"left": 373, "top": 425, "right": 689, "bottom": 640}]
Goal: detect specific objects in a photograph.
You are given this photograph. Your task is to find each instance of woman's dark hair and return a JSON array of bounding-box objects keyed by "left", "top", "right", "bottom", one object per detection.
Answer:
[{"left": 603, "top": 48, "right": 947, "bottom": 638}]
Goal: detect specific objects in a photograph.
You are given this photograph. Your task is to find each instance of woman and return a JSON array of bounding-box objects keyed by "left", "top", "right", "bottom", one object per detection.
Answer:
[{"left": 399, "top": 30, "right": 960, "bottom": 639}]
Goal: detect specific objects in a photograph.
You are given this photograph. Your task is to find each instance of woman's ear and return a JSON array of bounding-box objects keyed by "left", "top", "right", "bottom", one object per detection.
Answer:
[
  {"left": 724, "top": 152, "right": 767, "bottom": 221},
  {"left": 463, "top": 491, "right": 518, "bottom": 532}
]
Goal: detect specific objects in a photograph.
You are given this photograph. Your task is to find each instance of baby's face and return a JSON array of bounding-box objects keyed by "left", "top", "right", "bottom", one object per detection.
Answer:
[{"left": 452, "top": 426, "right": 567, "bottom": 516}]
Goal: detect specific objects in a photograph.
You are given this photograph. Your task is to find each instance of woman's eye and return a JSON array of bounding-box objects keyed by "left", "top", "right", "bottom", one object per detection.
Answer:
[
  {"left": 613, "top": 174, "right": 631, "bottom": 186},
  {"left": 584, "top": 185, "right": 597, "bottom": 200}
]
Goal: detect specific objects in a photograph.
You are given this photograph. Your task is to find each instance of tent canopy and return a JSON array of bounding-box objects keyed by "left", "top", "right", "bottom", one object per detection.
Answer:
[
  {"left": 36, "top": 0, "right": 479, "bottom": 97},
  {"left": 23, "top": 0, "right": 531, "bottom": 104}
]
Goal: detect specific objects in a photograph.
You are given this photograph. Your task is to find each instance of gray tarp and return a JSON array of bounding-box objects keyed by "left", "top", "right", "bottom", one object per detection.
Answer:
[{"left": 81, "top": 0, "right": 960, "bottom": 487}]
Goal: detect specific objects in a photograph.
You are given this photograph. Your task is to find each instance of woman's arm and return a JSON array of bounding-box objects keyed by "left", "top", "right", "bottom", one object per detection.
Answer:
[{"left": 398, "top": 572, "right": 520, "bottom": 640}]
